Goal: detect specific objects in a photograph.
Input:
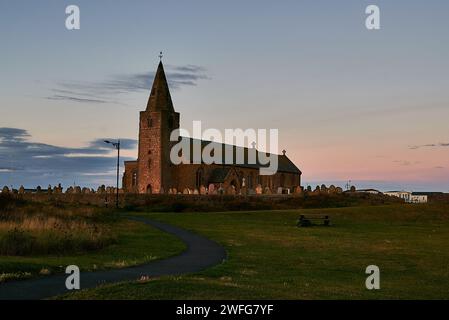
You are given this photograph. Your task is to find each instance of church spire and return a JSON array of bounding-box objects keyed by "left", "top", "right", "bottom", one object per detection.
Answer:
[{"left": 146, "top": 59, "right": 174, "bottom": 112}]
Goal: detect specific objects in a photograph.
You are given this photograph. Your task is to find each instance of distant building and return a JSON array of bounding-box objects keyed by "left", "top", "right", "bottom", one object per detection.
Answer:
[
  {"left": 385, "top": 191, "right": 428, "bottom": 203},
  {"left": 385, "top": 191, "right": 411, "bottom": 202},
  {"left": 410, "top": 192, "right": 428, "bottom": 203}
]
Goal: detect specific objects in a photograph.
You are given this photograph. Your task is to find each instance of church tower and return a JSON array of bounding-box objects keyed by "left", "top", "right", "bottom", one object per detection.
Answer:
[{"left": 137, "top": 60, "right": 180, "bottom": 194}]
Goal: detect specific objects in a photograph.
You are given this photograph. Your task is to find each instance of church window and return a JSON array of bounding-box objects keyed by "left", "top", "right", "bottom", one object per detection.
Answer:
[
  {"left": 196, "top": 168, "right": 204, "bottom": 188},
  {"left": 247, "top": 174, "right": 253, "bottom": 189},
  {"left": 132, "top": 171, "right": 138, "bottom": 187},
  {"left": 148, "top": 118, "right": 153, "bottom": 127},
  {"left": 280, "top": 174, "right": 285, "bottom": 187}
]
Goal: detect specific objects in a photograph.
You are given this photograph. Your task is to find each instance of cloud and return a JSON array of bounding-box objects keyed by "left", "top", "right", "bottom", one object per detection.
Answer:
[
  {"left": 0, "top": 128, "right": 30, "bottom": 141},
  {"left": 45, "top": 64, "right": 209, "bottom": 104},
  {"left": 409, "top": 142, "right": 449, "bottom": 149},
  {"left": 88, "top": 138, "right": 137, "bottom": 150},
  {"left": 0, "top": 127, "right": 136, "bottom": 188},
  {"left": 46, "top": 95, "right": 108, "bottom": 104}
]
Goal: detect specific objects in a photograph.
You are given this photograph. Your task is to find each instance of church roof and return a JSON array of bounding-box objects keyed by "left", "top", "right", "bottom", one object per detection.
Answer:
[
  {"left": 146, "top": 61, "right": 175, "bottom": 112},
  {"left": 181, "top": 137, "right": 301, "bottom": 174}
]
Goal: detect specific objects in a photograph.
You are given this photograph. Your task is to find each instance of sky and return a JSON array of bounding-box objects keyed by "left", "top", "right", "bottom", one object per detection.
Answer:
[{"left": 1, "top": 0, "right": 449, "bottom": 191}]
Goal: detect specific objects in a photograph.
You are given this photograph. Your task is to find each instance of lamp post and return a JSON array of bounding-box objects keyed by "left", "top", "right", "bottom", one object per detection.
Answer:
[{"left": 104, "top": 139, "right": 120, "bottom": 208}]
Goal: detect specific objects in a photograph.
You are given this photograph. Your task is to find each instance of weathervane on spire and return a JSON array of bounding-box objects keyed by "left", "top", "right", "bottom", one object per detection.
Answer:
[{"left": 159, "top": 51, "right": 163, "bottom": 61}]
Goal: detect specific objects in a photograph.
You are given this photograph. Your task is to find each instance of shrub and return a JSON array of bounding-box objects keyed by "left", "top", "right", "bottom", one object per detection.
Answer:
[{"left": 0, "top": 228, "right": 35, "bottom": 256}]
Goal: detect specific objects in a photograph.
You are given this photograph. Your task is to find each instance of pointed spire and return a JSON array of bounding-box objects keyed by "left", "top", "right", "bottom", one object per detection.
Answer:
[{"left": 146, "top": 60, "right": 174, "bottom": 112}]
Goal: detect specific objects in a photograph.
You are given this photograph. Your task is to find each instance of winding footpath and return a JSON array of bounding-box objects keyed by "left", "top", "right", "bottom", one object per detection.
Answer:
[{"left": 0, "top": 216, "right": 226, "bottom": 300}]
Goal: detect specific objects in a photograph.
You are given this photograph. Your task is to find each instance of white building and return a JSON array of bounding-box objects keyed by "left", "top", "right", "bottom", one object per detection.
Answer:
[
  {"left": 384, "top": 191, "right": 428, "bottom": 203},
  {"left": 410, "top": 193, "right": 428, "bottom": 203}
]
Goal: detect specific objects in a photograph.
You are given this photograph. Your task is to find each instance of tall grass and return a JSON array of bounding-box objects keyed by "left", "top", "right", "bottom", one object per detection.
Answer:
[{"left": 0, "top": 194, "right": 116, "bottom": 256}]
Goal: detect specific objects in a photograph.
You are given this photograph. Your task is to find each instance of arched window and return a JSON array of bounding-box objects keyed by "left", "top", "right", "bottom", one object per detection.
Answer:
[
  {"left": 248, "top": 173, "right": 253, "bottom": 189},
  {"left": 196, "top": 168, "right": 204, "bottom": 188},
  {"left": 146, "top": 184, "right": 152, "bottom": 194},
  {"left": 148, "top": 117, "right": 153, "bottom": 127},
  {"left": 132, "top": 171, "right": 138, "bottom": 187},
  {"left": 280, "top": 174, "right": 285, "bottom": 187}
]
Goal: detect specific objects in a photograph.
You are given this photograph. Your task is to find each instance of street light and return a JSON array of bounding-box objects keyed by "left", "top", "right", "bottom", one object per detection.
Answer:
[{"left": 104, "top": 139, "right": 120, "bottom": 208}]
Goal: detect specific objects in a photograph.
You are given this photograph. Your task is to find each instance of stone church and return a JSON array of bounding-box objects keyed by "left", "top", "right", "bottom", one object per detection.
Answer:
[{"left": 122, "top": 61, "right": 302, "bottom": 194}]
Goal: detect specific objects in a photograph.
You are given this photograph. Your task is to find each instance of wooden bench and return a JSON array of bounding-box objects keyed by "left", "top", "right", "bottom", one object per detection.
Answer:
[{"left": 297, "top": 214, "right": 330, "bottom": 227}]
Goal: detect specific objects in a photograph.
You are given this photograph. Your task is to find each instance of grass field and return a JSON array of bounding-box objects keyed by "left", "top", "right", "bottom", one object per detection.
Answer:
[
  {"left": 0, "top": 195, "right": 185, "bottom": 283},
  {"left": 62, "top": 204, "right": 449, "bottom": 300},
  {"left": 0, "top": 219, "right": 185, "bottom": 283}
]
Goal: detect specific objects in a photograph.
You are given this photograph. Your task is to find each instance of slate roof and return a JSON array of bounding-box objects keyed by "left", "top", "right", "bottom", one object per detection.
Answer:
[{"left": 178, "top": 137, "right": 301, "bottom": 174}]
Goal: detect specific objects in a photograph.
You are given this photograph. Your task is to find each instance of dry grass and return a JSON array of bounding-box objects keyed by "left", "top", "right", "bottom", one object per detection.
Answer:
[{"left": 0, "top": 194, "right": 116, "bottom": 256}]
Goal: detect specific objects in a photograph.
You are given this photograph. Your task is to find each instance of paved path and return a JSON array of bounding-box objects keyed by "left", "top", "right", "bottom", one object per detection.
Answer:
[{"left": 0, "top": 216, "right": 226, "bottom": 300}]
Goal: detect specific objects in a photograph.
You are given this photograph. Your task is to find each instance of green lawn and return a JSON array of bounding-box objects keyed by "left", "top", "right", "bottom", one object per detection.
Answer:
[
  {"left": 62, "top": 204, "right": 449, "bottom": 300},
  {"left": 0, "top": 219, "right": 185, "bottom": 282}
]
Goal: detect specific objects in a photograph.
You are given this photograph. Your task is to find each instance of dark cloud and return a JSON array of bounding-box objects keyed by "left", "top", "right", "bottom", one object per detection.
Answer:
[
  {"left": 88, "top": 138, "right": 137, "bottom": 150},
  {"left": 45, "top": 64, "right": 209, "bottom": 104},
  {"left": 46, "top": 95, "right": 108, "bottom": 104},
  {"left": 0, "top": 128, "right": 30, "bottom": 142},
  {"left": 409, "top": 143, "right": 449, "bottom": 149},
  {"left": 0, "top": 128, "right": 136, "bottom": 188}
]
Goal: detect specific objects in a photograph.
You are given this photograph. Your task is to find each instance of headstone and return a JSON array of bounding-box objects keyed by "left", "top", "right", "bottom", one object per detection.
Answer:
[
  {"left": 226, "top": 185, "right": 236, "bottom": 195},
  {"left": 293, "top": 186, "right": 302, "bottom": 194}
]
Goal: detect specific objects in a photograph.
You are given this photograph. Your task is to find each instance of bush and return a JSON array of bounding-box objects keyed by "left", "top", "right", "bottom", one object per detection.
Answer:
[{"left": 0, "top": 228, "right": 35, "bottom": 256}]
